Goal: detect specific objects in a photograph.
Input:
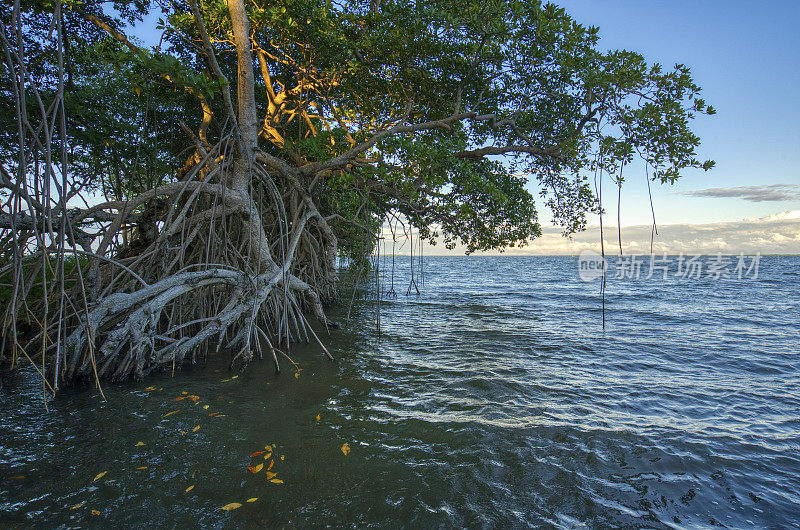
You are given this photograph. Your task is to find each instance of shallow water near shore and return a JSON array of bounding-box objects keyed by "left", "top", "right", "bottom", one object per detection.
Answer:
[{"left": 1, "top": 255, "right": 799, "bottom": 528}]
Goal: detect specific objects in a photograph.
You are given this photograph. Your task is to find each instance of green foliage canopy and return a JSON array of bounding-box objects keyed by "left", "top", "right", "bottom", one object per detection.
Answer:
[{"left": 2, "top": 0, "right": 714, "bottom": 255}]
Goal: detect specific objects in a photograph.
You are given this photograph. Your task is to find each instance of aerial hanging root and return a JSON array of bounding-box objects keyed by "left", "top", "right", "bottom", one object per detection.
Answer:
[
  {"left": 1, "top": 142, "right": 340, "bottom": 388},
  {"left": 0, "top": 0, "right": 344, "bottom": 391},
  {"left": 0, "top": 0, "right": 717, "bottom": 396}
]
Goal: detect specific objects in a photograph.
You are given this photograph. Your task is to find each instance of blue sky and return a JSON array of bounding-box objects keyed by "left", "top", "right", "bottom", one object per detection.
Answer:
[{"left": 555, "top": 0, "right": 800, "bottom": 227}]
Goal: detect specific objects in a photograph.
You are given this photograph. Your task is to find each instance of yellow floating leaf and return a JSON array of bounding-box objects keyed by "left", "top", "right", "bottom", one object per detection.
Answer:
[
  {"left": 9, "top": 475, "right": 25, "bottom": 480},
  {"left": 340, "top": 443, "right": 351, "bottom": 456},
  {"left": 93, "top": 471, "right": 107, "bottom": 481},
  {"left": 91, "top": 509, "right": 101, "bottom": 516},
  {"left": 267, "top": 460, "right": 274, "bottom": 471},
  {"left": 247, "top": 463, "right": 263, "bottom": 474},
  {"left": 231, "top": 375, "right": 238, "bottom": 379},
  {"left": 69, "top": 502, "right": 85, "bottom": 510},
  {"left": 189, "top": 395, "right": 200, "bottom": 402},
  {"left": 220, "top": 378, "right": 231, "bottom": 383},
  {"left": 315, "top": 414, "right": 321, "bottom": 421},
  {"left": 135, "top": 441, "right": 145, "bottom": 447},
  {"left": 163, "top": 410, "right": 179, "bottom": 418},
  {"left": 221, "top": 502, "right": 242, "bottom": 511},
  {"left": 192, "top": 425, "right": 200, "bottom": 433},
  {"left": 203, "top": 405, "right": 210, "bottom": 410},
  {"left": 136, "top": 466, "right": 148, "bottom": 471},
  {"left": 263, "top": 452, "right": 272, "bottom": 460},
  {"left": 181, "top": 391, "right": 188, "bottom": 395},
  {"left": 246, "top": 497, "right": 258, "bottom": 503},
  {"left": 185, "top": 485, "right": 194, "bottom": 492},
  {"left": 269, "top": 478, "right": 284, "bottom": 484},
  {"left": 266, "top": 471, "right": 277, "bottom": 480},
  {"left": 280, "top": 455, "right": 285, "bottom": 461},
  {"left": 294, "top": 372, "right": 300, "bottom": 379},
  {"left": 145, "top": 386, "right": 156, "bottom": 391}
]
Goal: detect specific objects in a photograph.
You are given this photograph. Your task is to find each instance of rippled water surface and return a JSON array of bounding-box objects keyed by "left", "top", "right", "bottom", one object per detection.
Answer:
[{"left": 1, "top": 256, "right": 799, "bottom": 528}]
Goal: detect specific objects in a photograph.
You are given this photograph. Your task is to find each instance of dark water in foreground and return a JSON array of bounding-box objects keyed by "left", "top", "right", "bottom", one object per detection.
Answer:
[{"left": 1, "top": 256, "right": 799, "bottom": 528}]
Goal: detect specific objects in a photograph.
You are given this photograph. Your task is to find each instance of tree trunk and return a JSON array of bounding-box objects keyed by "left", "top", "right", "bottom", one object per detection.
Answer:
[{"left": 227, "top": 0, "right": 259, "bottom": 192}]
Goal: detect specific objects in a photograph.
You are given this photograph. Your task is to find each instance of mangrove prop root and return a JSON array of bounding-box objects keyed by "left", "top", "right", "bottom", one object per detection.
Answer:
[{"left": 1, "top": 134, "right": 341, "bottom": 387}]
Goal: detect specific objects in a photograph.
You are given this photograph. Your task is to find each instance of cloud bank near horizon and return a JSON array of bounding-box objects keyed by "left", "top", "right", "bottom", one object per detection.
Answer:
[{"left": 397, "top": 211, "right": 800, "bottom": 255}]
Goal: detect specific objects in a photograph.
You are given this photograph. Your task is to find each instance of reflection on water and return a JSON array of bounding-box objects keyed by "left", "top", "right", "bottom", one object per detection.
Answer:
[{"left": 1, "top": 256, "right": 799, "bottom": 527}]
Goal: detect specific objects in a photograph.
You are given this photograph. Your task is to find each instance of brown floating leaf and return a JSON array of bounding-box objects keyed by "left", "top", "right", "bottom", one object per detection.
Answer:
[
  {"left": 91, "top": 510, "right": 101, "bottom": 516},
  {"left": 220, "top": 502, "right": 242, "bottom": 511},
  {"left": 185, "top": 485, "right": 194, "bottom": 492},
  {"left": 192, "top": 425, "right": 201, "bottom": 433},
  {"left": 69, "top": 502, "right": 85, "bottom": 510},
  {"left": 188, "top": 395, "right": 200, "bottom": 402},
  {"left": 340, "top": 443, "right": 351, "bottom": 456},
  {"left": 315, "top": 414, "right": 321, "bottom": 421},
  {"left": 246, "top": 497, "right": 258, "bottom": 503},
  {"left": 163, "top": 410, "right": 179, "bottom": 418},
  {"left": 179, "top": 430, "right": 187, "bottom": 435},
  {"left": 173, "top": 396, "right": 187, "bottom": 402},
  {"left": 247, "top": 463, "right": 263, "bottom": 474},
  {"left": 93, "top": 471, "right": 107, "bottom": 481},
  {"left": 267, "top": 460, "right": 274, "bottom": 471},
  {"left": 263, "top": 452, "right": 272, "bottom": 460},
  {"left": 136, "top": 466, "right": 148, "bottom": 470},
  {"left": 250, "top": 451, "right": 265, "bottom": 458},
  {"left": 135, "top": 441, "right": 145, "bottom": 447},
  {"left": 269, "top": 478, "right": 284, "bottom": 484},
  {"left": 265, "top": 471, "right": 277, "bottom": 480},
  {"left": 9, "top": 475, "right": 25, "bottom": 479}
]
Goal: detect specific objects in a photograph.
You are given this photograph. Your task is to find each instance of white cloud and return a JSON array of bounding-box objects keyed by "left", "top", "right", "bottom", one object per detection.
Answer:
[{"left": 747, "top": 210, "right": 800, "bottom": 222}]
